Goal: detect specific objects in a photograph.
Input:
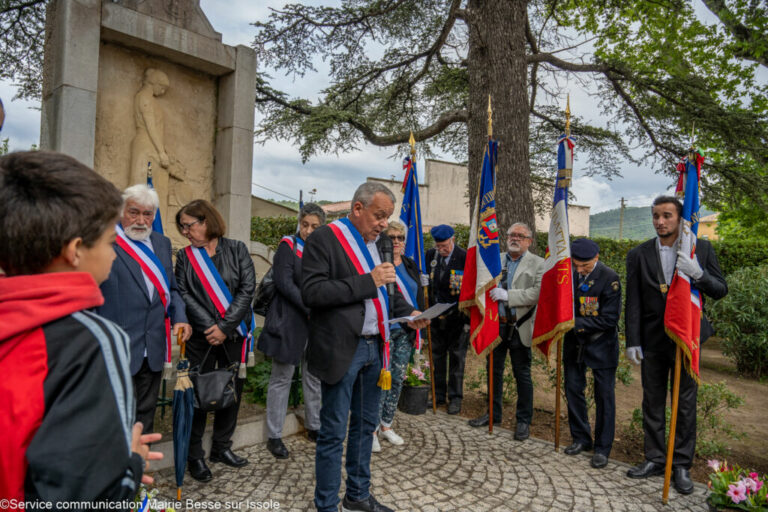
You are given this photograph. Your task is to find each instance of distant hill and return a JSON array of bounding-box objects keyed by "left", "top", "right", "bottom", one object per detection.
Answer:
[{"left": 590, "top": 205, "right": 714, "bottom": 240}]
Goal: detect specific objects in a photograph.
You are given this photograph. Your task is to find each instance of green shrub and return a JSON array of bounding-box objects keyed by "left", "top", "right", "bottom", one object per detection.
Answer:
[
  {"left": 708, "top": 265, "right": 768, "bottom": 378},
  {"left": 251, "top": 216, "right": 298, "bottom": 248}
]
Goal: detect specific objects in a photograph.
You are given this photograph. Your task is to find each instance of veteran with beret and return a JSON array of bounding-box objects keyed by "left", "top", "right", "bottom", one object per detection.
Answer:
[
  {"left": 425, "top": 224, "right": 468, "bottom": 414},
  {"left": 562, "top": 238, "right": 622, "bottom": 469}
]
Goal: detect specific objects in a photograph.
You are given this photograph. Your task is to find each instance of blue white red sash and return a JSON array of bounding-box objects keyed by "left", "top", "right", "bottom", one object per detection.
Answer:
[
  {"left": 395, "top": 265, "right": 421, "bottom": 351},
  {"left": 280, "top": 235, "right": 304, "bottom": 258},
  {"left": 115, "top": 224, "right": 172, "bottom": 367},
  {"left": 328, "top": 218, "right": 391, "bottom": 371},
  {"left": 184, "top": 245, "right": 255, "bottom": 368}
]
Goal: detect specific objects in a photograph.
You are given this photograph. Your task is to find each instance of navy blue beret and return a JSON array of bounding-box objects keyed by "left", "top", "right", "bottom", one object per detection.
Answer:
[
  {"left": 431, "top": 224, "right": 455, "bottom": 242},
  {"left": 571, "top": 238, "right": 599, "bottom": 260}
]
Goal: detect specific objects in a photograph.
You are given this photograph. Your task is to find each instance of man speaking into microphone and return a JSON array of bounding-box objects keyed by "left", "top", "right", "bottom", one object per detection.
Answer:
[{"left": 302, "top": 182, "right": 429, "bottom": 512}]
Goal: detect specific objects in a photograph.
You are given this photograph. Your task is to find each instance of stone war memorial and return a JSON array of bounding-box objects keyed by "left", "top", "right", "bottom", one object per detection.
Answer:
[{"left": 40, "top": 0, "right": 255, "bottom": 249}]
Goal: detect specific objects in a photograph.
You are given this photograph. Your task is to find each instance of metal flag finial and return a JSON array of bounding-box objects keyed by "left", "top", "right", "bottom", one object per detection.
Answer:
[
  {"left": 487, "top": 95, "right": 493, "bottom": 138},
  {"left": 565, "top": 94, "right": 571, "bottom": 138},
  {"left": 409, "top": 131, "right": 416, "bottom": 159},
  {"left": 147, "top": 161, "right": 152, "bottom": 179}
]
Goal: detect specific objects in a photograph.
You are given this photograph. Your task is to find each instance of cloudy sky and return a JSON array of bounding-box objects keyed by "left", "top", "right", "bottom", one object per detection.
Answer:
[{"left": 1, "top": 0, "right": 709, "bottom": 213}]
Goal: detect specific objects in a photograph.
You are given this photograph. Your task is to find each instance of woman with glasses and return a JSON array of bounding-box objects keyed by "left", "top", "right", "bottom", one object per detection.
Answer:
[
  {"left": 174, "top": 199, "right": 256, "bottom": 482},
  {"left": 372, "top": 221, "right": 425, "bottom": 452},
  {"left": 257, "top": 203, "right": 325, "bottom": 459}
]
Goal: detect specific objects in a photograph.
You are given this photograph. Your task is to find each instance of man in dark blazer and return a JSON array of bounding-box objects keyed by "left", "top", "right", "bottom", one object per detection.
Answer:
[
  {"left": 97, "top": 184, "right": 191, "bottom": 434},
  {"left": 425, "top": 224, "right": 469, "bottom": 414},
  {"left": 562, "top": 238, "right": 621, "bottom": 469},
  {"left": 625, "top": 195, "right": 727, "bottom": 494},
  {"left": 302, "top": 182, "right": 429, "bottom": 512}
]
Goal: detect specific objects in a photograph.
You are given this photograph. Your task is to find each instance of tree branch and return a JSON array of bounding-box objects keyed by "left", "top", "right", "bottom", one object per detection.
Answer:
[{"left": 701, "top": 0, "right": 767, "bottom": 68}]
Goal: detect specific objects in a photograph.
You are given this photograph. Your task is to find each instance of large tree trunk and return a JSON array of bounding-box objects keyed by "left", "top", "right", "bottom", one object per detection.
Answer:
[{"left": 467, "top": 0, "right": 534, "bottom": 248}]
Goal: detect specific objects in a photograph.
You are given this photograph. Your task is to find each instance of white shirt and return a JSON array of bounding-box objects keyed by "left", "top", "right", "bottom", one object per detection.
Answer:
[
  {"left": 657, "top": 237, "right": 676, "bottom": 285},
  {"left": 361, "top": 238, "right": 383, "bottom": 335}
]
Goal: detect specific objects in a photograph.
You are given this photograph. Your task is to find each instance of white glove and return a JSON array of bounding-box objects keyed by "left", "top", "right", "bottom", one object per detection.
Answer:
[
  {"left": 626, "top": 346, "right": 644, "bottom": 365},
  {"left": 489, "top": 287, "right": 508, "bottom": 303},
  {"left": 420, "top": 273, "right": 430, "bottom": 287},
  {"left": 676, "top": 249, "right": 704, "bottom": 280}
]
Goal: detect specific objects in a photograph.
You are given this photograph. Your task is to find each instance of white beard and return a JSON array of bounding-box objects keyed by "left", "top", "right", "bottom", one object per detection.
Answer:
[{"left": 125, "top": 225, "right": 152, "bottom": 241}]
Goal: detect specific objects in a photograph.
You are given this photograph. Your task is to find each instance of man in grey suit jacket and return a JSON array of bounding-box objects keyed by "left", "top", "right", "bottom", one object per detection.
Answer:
[
  {"left": 468, "top": 222, "right": 544, "bottom": 441},
  {"left": 97, "top": 184, "right": 191, "bottom": 433}
]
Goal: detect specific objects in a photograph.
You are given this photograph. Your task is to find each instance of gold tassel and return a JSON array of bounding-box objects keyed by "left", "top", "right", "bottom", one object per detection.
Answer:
[
  {"left": 247, "top": 350, "right": 256, "bottom": 367},
  {"left": 377, "top": 369, "right": 391, "bottom": 390},
  {"left": 238, "top": 362, "right": 247, "bottom": 379},
  {"left": 162, "top": 361, "right": 173, "bottom": 380}
]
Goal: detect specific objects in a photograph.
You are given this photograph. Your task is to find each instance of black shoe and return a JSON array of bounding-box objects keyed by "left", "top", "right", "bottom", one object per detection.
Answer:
[
  {"left": 427, "top": 398, "right": 446, "bottom": 408},
  {"left": 627, "top": 461, "right": 664, "bottom": 479},
  {"left": 341, "top": 494, "right": 394, "bottom": 512},
  {"left": 209, "top": 448, "right": 248, "bottom": 467},
  {"left": 514, "top": 422, "right": 529, "bottom": 441},
  {"left": 564, "top": 442, "right": 592, "bottom": 456},
  {"left": 266, "top": 438, "right": 289, "bottom": 459},
  {"left": 306, "top": 429, "right": 318, "bottom": 442},
  {"left": 673, "top": 467, "right": 694, "bottom": 494},
  {"left": 447, "top": 399, "right": 462, "bottom": 415},
  {"left": 591, "top": 453, "right": 609, "bottom": 469},
  {"left": 188, "top": 458, "right": 212, "bottom": 482}
]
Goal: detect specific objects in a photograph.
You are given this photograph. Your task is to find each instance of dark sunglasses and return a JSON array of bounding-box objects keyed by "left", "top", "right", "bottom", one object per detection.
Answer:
[{"left": 389, "top": 235, "right": 405, "bottom": 241}]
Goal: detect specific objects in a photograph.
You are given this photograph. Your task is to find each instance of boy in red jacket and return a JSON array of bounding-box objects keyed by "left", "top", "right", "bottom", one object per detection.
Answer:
[{"left": 0, "top": 151, "right": 162, "bottom": 507}]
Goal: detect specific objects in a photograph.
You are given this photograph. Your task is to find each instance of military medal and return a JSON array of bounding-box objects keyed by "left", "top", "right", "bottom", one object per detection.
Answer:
[{"left": 660, "top": 283, "right": 668, "bottom": 294}]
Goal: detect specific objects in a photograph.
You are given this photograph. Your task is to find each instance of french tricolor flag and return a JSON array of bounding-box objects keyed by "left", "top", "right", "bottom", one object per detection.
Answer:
[{"left": 532, "top": 134, "right": 575, "bottom": 357}]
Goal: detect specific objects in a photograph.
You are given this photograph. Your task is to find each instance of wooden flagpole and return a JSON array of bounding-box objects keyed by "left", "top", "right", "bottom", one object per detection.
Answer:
[
  {"left": 488, "top": 95, "right": 495, "bottom": 434},
  {"left": 555, "top": 335, "right": 563, "bottom": 451},
  {"left": 663, "top": 347, "right": 682, "bottom": 504}
]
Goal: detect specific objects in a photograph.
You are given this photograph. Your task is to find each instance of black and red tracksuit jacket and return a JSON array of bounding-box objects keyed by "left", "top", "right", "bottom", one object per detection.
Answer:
[{"left": 0, "top": 272, "right": 143, "bottom": 508}]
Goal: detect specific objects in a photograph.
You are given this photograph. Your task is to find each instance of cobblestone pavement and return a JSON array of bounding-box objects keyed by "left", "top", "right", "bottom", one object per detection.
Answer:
[{"left": 152, "top": 411, "right": 708, "bottom": 511}]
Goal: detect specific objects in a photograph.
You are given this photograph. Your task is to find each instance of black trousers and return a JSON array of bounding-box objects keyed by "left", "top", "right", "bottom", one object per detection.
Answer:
[
  {"left": 485, "top": 329, "right": 533, "bottom": 425},
  {"left": 430, "top": 316, "right": 468, "bottom": 402},
  {"left": 133, "top": 358, "right": 162, "bottom": 434},
  {"left": 186, "top": 337, "right": 246, "bottom": 460},
  {"left": 642, "top": 345, "right": 697, "bottom": 469},
  {"left": 564, "top": 360, "right": 616, "bottom": 456}
]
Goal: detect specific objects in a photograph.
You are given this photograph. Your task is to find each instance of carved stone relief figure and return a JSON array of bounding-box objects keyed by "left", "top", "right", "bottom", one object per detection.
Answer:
[{"left": 130, "top": 68, "right": 186, "bottom": 224}]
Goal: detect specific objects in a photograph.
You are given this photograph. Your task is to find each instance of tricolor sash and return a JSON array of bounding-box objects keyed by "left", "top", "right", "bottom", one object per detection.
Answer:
[
  {"left": 115, "top": 224, "right": 173, "bottom": 370},
  {"left": 184, "top": 245, "right": 256, "bottom": 372},
  {"left": 328, "top": 218, "right": 393, "bottom": 388},
  {"left": 395, "top": 265, "right": 421, "bottom": 351},
  {"left": 280, "top": 235, "right": 304, "bottom": 258}
]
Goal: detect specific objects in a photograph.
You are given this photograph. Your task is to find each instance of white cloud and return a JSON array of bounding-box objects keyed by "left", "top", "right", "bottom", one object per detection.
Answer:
[{"left": 0, "top": 82, "right": 41, "bottom": 150}]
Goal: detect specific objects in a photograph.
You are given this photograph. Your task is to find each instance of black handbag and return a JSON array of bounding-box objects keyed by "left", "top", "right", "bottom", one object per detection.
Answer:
[{"left": 190, "top": 346, "right": 238, "bottom": 412}]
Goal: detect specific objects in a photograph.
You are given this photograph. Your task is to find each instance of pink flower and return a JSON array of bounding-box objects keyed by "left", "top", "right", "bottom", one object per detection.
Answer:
[
  {"left": 708, "top": 460, "right": 721, "bottom": 472},
  {"left": 727, "top": 482, "right": 748, "bottom": 504},
  {"left": 750, "top": 472, "right": 759, "bottom": 479},
  {"left": 743, "top": 478, "right": 758, "bottom": 493}
]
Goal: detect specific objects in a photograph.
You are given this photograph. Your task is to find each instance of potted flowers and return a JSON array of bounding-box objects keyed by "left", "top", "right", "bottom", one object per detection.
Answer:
[
  {"left": 707, "top": 460, "right": 767, "bottom": 511},
  {"left": 397, "top": 357, "right": 430, "bottom": 415}
]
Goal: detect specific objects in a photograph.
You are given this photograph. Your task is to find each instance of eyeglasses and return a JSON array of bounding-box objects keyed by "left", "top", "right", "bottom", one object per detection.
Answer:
[
  {"left": 389, "top": 235, "right": 405, "bottom": 241},
  {"left": 180, "top": 219, "right": 202, "bottom": 231},
  {"left": 507, "top": 233, "right": 529, "bottom": 240}
]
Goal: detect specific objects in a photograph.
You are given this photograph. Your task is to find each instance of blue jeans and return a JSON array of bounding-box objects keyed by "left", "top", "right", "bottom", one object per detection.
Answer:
[
  {"left": 315, "top": 337, "right": 382, "bottom": 512},
  {"left": 377, "top": 328, "right": 413, "bottom": 427}
]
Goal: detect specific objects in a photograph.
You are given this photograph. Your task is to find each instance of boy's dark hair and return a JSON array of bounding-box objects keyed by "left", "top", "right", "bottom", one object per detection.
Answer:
[
  {"left": 176, "top": 199, "right": 226, "bottom": 239},
  {"left": 652, "top": 195, "right": 683, "bottom": 217},
  {"left": 0, "top": 151, "right": 122, "bottom": 276}
]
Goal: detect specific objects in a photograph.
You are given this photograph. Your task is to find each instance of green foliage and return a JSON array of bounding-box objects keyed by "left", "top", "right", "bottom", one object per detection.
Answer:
[
  {"left": 708, "top": 265, "right": 768, "bottom": 378},
  {"left": 243, "top": 359, "right": 272, "bottom": 406},
  {"left": 708, "top": 462, "right": 768, "bottom": 511},
  {"left": 590, "top": 206, "right": 716, "bottom": 240},
  {"left": 251, "top": 216, "right": 298, "bottom": 248},
  {"left": 717, "top": 202, "right": 768, "bottom": 242},
  {"left": 626, "top": 381, "right": 745, "bottom": 459},
  {"left": 0, "top": 138, "right": 8, "bottom": 156}
]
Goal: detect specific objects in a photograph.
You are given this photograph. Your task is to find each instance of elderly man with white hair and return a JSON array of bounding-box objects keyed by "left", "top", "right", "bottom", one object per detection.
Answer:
[{"left": 96, "top": 184, "right": 191, "bottom": 433}]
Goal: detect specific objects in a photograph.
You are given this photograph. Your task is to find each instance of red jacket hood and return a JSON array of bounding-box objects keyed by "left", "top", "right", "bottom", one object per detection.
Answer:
[{"left": 0, "top": 272, "right": 105, "bottom": 343}]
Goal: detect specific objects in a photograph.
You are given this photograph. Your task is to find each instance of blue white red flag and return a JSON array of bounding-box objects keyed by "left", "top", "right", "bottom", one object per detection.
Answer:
[
  {"left": 459, "top": 139, "right": 502, "bottom": 355},
  {"left": 664, "top": 151, "right": 704, "bottom": 382},
  {"left": 147, "top": 172, "right": 163, "bottom": 234},
  {"left": 532, "top": 134, "right": 575, "bottom": 357},
  {"left": 399, "top": 157, "right": 426, "bottom": 273}
]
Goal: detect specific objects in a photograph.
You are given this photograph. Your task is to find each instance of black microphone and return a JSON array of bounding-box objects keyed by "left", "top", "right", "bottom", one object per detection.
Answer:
[{"left": 379, "top": 233, "right": 395, "bottom": 302}]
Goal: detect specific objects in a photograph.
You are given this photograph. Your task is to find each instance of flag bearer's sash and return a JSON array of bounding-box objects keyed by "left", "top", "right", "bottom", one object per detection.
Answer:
[
  {"left": 115, "top": 224, "right": 173, "bottom": 375},
  {"left": 328, "top": 218, "right": 393, "bottom": 389},
  {"left": 395, "top": 265, "right": 421, "bottom": 351},
  {"left": 280, "top": 235, "right": 304, "bottom": 258},
  {"left": 184, "top": 245, "right": 255, "bottom": 376}
]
